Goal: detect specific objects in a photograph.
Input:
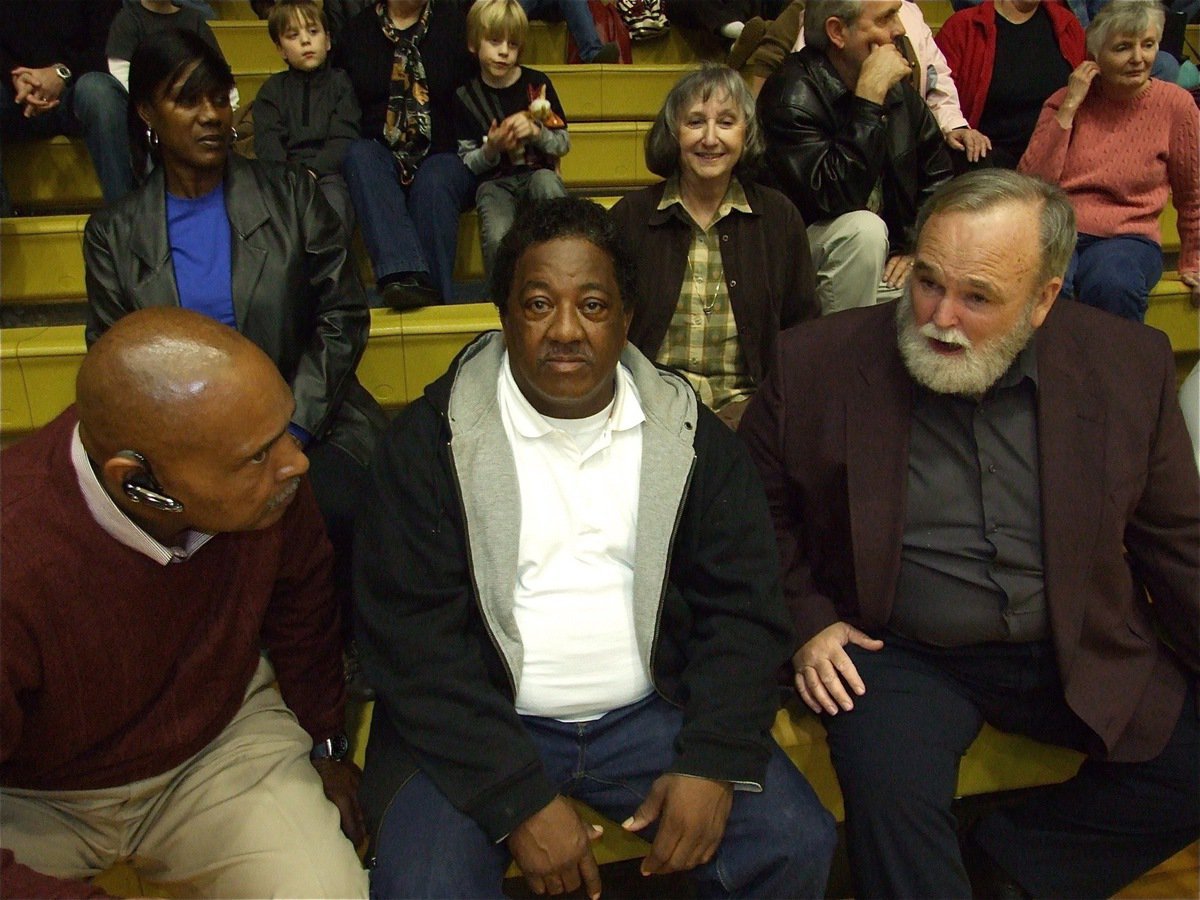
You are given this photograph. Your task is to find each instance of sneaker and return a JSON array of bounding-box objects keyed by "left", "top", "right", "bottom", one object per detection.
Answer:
[{"left": 588, "top": 41, "right": 621, "bottom": 64}]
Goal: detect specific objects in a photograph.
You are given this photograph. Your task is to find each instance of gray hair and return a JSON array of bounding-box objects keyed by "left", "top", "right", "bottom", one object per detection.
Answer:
[
  {"left": 1086, "top": 0, "right": 1165, "bottom": 57},
  {"left": 915, "top": 170, "right": 1077, "bottom": 284},
  {"left": 644, "top": 63, "right": 764, "bottom": 178},
  {"left": 803, "top": 0, "right": 867, "bottom": 51}
]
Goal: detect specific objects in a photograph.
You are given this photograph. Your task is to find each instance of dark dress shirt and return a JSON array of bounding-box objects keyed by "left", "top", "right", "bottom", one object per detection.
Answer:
[{"left": 891, "top": 342, "right": 1049, "bottom": 646}]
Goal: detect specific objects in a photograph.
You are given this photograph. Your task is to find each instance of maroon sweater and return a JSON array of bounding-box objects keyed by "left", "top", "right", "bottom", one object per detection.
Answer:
[{"left": 1, "top": 408, "right": 345, "bottom": 898}]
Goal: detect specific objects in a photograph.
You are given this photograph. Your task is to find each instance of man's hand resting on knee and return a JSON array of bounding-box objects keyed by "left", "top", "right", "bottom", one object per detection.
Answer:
[
  {"left": 311, "top": 757, "right": 367, "bottom": 847},
  {"left": 507, "top": 796, "right": 603, "bottom": 899},
  {"left": 623, "top": 774, "right": 734, "bottom": 877},
  {"left": 793, "top": 622, "right": 884, "bottom": 715}
]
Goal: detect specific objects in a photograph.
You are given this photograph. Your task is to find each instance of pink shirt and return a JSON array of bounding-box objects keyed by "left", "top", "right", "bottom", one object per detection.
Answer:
[{"left": 1019, "top": 79, "right": 1200, "bottom": 274}]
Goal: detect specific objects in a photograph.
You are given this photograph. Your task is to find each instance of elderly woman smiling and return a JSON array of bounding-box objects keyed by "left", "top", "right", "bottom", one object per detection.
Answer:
[
  {"left": 609, "top": 64, "right": 817, "bottom": 429},
  {"left": 1019, "top": 0, "right": 1199, "bottom": 320}
]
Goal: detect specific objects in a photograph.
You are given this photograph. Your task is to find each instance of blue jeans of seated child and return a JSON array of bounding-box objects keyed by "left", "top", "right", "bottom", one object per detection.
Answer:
[
  {"left": 477, "top": 169, "right": 567, "bottom": 278},
  {"left": 520, "top": 0, "right": 604, "bottom": 60},
  {"left": 342, "top": 139, "right": 475, "bottom": 302},
  {"left": 1064, "top": 233, "right": 1163, "bottom": 322},
  {"left": 370, "top": 693, "right": 836, "bottom": 899},
  {"left": 0, "top": 71, "right": 133, "bottom": 212}
]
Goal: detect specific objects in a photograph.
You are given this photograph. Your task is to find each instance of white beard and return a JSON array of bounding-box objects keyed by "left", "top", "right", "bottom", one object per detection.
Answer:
[{"left": 896, "top": 288, "right": 1035, "bottom": 399}]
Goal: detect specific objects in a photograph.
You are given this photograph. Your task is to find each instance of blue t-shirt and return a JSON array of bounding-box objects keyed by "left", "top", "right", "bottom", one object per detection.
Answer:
[{"left": 166, "top": 182, "right": 236, "bottom": 327}]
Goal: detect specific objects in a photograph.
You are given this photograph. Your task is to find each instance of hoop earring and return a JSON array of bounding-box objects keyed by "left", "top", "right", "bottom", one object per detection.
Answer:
[
  {"left": 146, "top": 126, "right": 159, "bottom": 148},
  {"left": 230, "top": 126, "right": 239, "bottom": 144}
]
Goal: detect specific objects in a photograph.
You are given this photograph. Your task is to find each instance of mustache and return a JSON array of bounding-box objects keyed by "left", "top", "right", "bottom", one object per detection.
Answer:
[
  {"left": 919, "top": 321, "right": 972, "bottom": 350},
  {"left": 538, "top": 343, "right": 592, "bottom": 364},
  {"left": 265, "top": 477, "right": 301, "bottom": 512}
]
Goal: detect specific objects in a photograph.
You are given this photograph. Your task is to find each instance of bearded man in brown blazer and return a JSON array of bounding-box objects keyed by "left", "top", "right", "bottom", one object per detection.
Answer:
[{"left": 740, "top": 169, "right": 1199, "bottom": 899}]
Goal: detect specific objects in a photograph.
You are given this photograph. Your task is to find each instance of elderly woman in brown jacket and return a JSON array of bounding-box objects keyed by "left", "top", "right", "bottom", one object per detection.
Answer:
[{"left": 609, "top": 64, "right": 817, "bottom": 429}]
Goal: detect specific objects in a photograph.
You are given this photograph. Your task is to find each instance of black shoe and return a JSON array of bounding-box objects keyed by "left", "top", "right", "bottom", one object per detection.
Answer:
[
  {"left": 962, "top": 828, "right": 1031, "bottom": 900},
  {"left": 380, "top": 272, "right": 441, "bottom": 311},
  {"left": 588, "top": 41, "right": 621, "bottom": 64}
]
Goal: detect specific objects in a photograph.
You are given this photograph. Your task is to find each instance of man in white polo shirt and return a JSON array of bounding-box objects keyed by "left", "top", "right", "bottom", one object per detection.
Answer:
[{"left": 354, "top": 196, "right": 836, "bottom": 899}]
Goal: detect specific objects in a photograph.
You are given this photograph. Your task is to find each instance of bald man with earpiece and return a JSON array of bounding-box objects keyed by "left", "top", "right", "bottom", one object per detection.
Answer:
[{"left": 0, "top": 308, "right": 367, "bottom": 899}]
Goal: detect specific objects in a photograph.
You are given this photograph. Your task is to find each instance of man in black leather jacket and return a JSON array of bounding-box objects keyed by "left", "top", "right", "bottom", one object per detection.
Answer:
[{"left": 758, "top": 0, "right": 952, "bottom": 315}]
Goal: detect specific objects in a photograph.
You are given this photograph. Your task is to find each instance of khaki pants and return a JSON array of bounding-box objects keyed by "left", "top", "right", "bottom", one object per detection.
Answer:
[
  {"left": 2, "top": 657, "right": 367, "bottom": 899},
  {"left": 806, "top": 210, "right": 903, "bottom": 314}
]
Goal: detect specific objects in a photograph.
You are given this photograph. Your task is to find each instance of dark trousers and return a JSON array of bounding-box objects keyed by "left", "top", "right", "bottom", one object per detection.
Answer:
[
  {"left": 370, "top": 694, "right": 837, "bottom": 899},
  {"left": 824, "top": 634, "right": 1199, "bottom": 899},
  {"left": 307, "top": 438, "right": 371, "bottom": 639},
  {"left": 1064, "top": 232, "right": 1164, "bottom": 323}
]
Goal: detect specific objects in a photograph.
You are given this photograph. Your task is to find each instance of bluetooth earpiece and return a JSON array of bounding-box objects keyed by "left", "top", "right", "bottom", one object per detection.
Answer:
[{"left": 115, "top": 450, "right": 185, "bottom": 514}]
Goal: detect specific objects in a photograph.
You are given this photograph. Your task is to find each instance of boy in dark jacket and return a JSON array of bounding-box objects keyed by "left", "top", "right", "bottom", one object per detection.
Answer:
[{"left": 254, "top": 0, "right": 359, "bottom": 231}]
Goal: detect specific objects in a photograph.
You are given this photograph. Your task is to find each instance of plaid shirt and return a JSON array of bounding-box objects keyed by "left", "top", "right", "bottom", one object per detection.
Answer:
[{"left": 654, "top": 175, "right": 756, "bottom": 411}]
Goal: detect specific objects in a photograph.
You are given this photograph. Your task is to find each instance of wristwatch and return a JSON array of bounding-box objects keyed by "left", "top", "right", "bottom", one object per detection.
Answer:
[
  {"left": 310, "top": 732, "right": 350, "bottom": 762},
  {"left": 53, "top": 64, "right": 71, "bottom": 83}
]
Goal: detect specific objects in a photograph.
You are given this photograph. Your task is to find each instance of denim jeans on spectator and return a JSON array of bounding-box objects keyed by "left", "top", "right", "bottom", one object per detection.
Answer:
[
  {"left": 370, "top": 693, "right": 836, "bottom": 899},
  {"left": 0, "top": 71, "right": 133, "bottom": 212},
  {"left": 519, "top": 0, "right": 603, "bottom": 60},
  {"left": 1064, "top": 232, "right": 1163, "bottom": 322},
  {"left": 342, "top": 140, "right": 475, "bottom": 301}
]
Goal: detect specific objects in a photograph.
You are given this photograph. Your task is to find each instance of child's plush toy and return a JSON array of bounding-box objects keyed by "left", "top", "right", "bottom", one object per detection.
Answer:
[{"left": 526, "top": 84, "right": 565, "bottom": 129}]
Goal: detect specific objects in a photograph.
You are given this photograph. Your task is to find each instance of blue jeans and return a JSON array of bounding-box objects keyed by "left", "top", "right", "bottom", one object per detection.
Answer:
[
  {"left": 1064, "top": 232, "right": 1163, "bottom": 322},
  {"left": 0, "top": 71, "right": 133, "bottom": 211},
  {"left": 520, "top": 0, "right": 603, "bottom": 60},
  {"left": 370, "top": 694, "right": 836, "bottom": 899},
  {"left": 341, "top": 140, "right": 475, "bottom": 301}
]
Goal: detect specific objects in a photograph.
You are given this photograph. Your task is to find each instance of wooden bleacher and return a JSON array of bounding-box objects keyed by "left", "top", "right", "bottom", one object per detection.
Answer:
[{"left": 3, "top": 5, "right": 1199, "bottom": 893}]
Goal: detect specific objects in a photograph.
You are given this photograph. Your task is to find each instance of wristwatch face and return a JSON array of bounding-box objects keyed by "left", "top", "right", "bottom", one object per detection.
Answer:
[
  {"left": 314, "top": 733, "right": 350, "bottom": 761},
  {"left": 54, "top": 65, "right": 71, "bottom": 82},
  {"left": 330, "top": 732, "right": 350, "bottom": 761}
]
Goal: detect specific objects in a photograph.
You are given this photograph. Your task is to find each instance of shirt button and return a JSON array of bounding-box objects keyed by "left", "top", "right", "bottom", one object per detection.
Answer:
[
  {"left": 721, "top": 234, "right": 729, "bottom": 242},
  {"left": 729, "top": 279, "right": 737, "bottom": 287},
  {"left": 988, "top": 464, "right": 997, "bottom": 474},
  {"left": 692, "top": 315, "right": 703, "bottom": 326}
]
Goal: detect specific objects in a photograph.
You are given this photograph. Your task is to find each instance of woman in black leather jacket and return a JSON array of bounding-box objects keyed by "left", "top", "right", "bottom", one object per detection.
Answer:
[{"left": 83, "top": 29, "right": 384, "bottom": 642}]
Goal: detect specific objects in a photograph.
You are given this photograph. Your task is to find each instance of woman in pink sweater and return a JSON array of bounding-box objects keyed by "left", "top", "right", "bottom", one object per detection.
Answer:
[{"left": 1020, "top": 0, "right": 1199, "bottom": 322}]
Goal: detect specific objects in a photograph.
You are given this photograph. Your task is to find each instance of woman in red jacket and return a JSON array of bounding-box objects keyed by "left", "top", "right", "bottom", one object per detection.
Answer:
[{"left": 935, "top": 0, "right": 1085, "bottom": 168}]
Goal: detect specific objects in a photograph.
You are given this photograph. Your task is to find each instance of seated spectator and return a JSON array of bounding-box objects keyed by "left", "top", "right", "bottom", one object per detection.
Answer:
[
  {"left": 336, "top": 0, "right": 476, "bottom": 308},
  {"left": 1020, "top": 0, "right": 1199, "bottom": 320},
  {"left": 609, "top": 64, "right": 816, "bottom": 430},
  {"left": 83, "top": 30, "right": 386, "bottom": 666},
  {"left": 935, "top": 0, "right": 1086, "bottom": 168},
  {"left": 106, "top": 0, "right": 238, "bottom": 105},
  {"left": 518, "top": 0, "right": 621, "bottom": 62},
  {"left": 740, "top": 167, "right": 1200, "bottom": 900},
  {"left": 758, "top": 0, "right": 952, "bottom": 314},
  {"left": 1, "top": 308, "right": 367, "bottom": 898},
  {"left": 355, "top": 197, "right": 837, "bottom": 899},
  {"left": 455, "top": 0, "right": 570, "bottom": 279},
  {"left": 0, "top": 0, "right": 132, "bottom": 214},
  {"left": 254, "top": 0, "right": 360, "bottom": 234},
  {"left": 791, "top": 0, "right": 992, "bottom": 166}
]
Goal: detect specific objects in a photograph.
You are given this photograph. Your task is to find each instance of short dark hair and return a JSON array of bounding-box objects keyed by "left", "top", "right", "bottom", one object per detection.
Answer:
[
  {"left": 128, "top": 29, "right": 234, "bottom": 179},
  {"left": 268, "top": 0, "right": 327, "bottom": 44},
  {"left": 489, "top": 197, "right": 638, "bottom": 316}
]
